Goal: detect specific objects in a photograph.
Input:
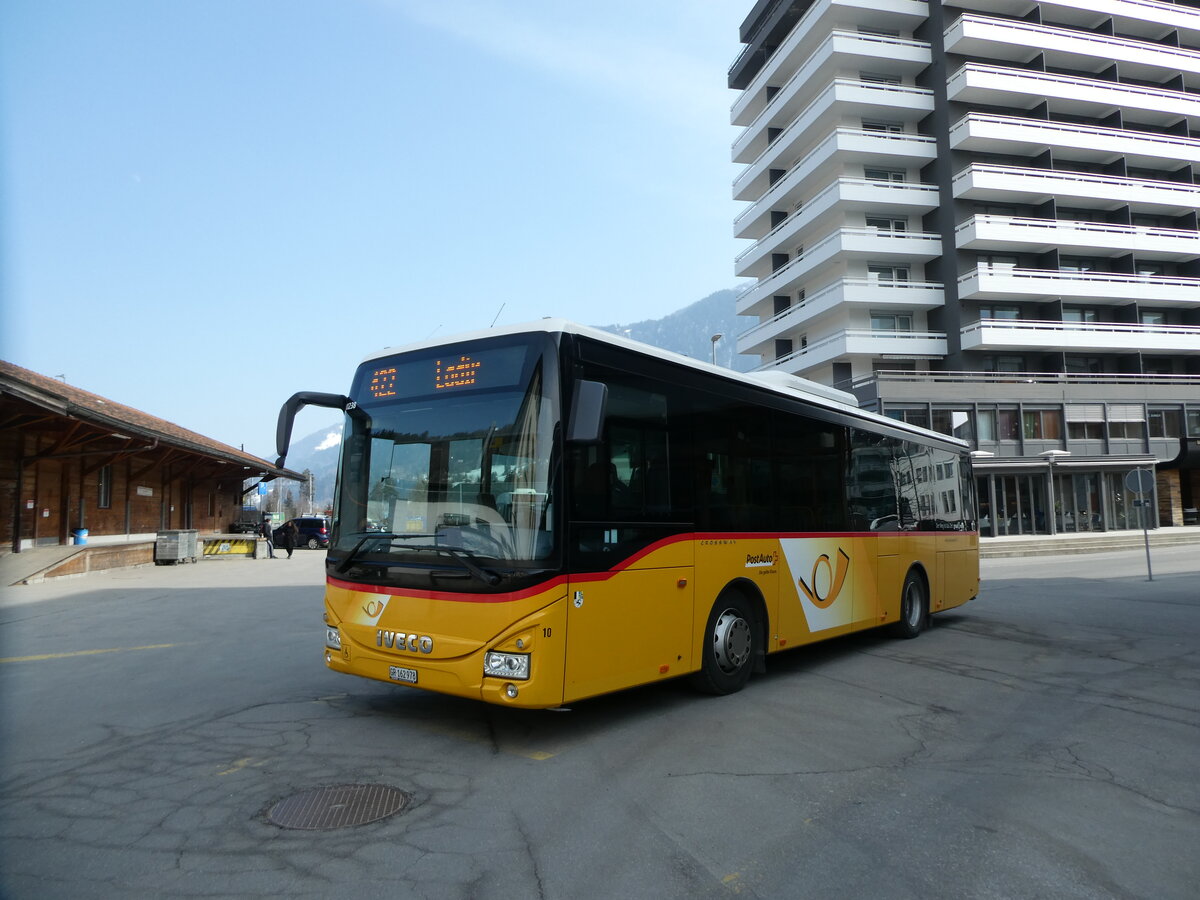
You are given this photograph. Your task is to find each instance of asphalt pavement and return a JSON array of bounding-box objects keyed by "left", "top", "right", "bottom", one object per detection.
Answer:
[{"left": 1, "top": 546, "right": 1197, "bottom": 899}]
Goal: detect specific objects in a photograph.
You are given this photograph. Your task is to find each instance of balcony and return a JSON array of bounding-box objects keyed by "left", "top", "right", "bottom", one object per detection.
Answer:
[
  {"left": 958, "top": 264, "right": 1200, "bottom": 305},
  {"left": 734, "top": 178, "right": 940, "bottom": 274},
  {"left": 949, "top": 112, "right": 1200, "bottom": 167},
  {"left": 947, "top": 63, "right": 1200, "bottom": 126},
  {"left": 735, "top": 227, "right": 943, "bottom": 317},
  {"left": 733, "top": 129, "right": 938, "bottom": 233},
  {"left": 961, "top": 318, "right": 1200, "bottom": 353},
  {"left": 763, "top": 329, "right": 948, "bottom": 375},
  {"left": 956, "top": 214, "right": 1200, "bottom": 257},
  {"left": 737, "top": 277, "right": 945, "bottom": 356},
  {"left": 732, "top": 30, "right": 930, "bottom": 147},
  {"left": 732, "top": 80, "right": 934, "bottom": 197},
  {"left": 945, "top": 13, "right": 1200, "bottom": 83},
  {"left": 952, "top": 163, "right": 1200, "bottom": 215},
  {"left": 731, "top": 0, "right": 930, "bottom": 124},
  {"left": 949, "top": 1, "right": 1200, "bottom": 41}
]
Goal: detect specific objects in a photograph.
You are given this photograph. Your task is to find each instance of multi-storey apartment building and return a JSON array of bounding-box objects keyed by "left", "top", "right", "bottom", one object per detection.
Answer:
[{"left": 730, "top": 0, "right": 1200, "bottom": 536}]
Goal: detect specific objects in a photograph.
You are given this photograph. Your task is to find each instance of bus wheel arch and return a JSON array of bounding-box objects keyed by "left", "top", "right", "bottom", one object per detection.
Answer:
[
  {"left": 891, "top": 565, "right": 929, "bottom": 639},
  {"left": 692, "top": 580, "right": 767, "bottom": 695}
]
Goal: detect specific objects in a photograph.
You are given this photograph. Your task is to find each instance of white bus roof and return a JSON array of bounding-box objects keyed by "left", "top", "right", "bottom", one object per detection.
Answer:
[{"left": 360, "top": 318, "right": 968, "bottom": 451}]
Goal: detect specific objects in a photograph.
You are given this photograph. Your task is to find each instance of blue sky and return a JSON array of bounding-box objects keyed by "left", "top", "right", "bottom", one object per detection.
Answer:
[{"left": 1, "top": 0, "right": 750, "bottom": 456}]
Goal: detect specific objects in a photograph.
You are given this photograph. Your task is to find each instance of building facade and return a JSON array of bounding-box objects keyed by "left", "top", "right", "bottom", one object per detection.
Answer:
[
  {"left": 1, "top": 360, "right": 299, "bottom": 552},
  {"left": 730, "top": 0, "right": 1200, "bottom": 535}
]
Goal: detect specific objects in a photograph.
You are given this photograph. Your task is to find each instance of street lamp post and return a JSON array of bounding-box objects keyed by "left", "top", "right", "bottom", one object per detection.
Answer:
[
  {"left": 710, "top": 333, "right": 724, "bottom": 366},
  {"left": 1039, "top": 450, "right": 1071, "bottom": 535}
]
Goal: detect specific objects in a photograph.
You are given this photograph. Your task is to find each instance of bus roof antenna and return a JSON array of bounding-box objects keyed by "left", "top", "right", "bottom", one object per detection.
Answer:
[{"left": 490, "top": 302, "right": 506, "bottom": 328}]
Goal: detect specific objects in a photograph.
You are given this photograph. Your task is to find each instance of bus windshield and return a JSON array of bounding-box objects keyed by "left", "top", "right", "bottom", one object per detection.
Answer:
[{"left": 332, "top": 337, "right": 559, "bottom": 586}]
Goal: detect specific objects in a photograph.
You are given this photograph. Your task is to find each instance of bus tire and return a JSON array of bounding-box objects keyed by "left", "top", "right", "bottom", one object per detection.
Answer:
[
  {"left": 692, "top": 590, "right": 756, "bottom": 695},
  {"left": 891, "top": 569, "right": 927, "bottom": 640}
]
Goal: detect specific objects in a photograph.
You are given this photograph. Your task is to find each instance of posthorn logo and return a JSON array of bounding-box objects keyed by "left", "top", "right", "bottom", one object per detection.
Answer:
[{"left": 797, "top": 548, "right": 850, "bottom": 609}]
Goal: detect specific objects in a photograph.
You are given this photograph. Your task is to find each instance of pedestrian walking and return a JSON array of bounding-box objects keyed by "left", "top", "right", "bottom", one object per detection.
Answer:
[
  {"left": 261, "top": 518, "right": 276, "bottom": 559},
  {"left": 282, "top": 520, "right": 298, "bottom": 559}
]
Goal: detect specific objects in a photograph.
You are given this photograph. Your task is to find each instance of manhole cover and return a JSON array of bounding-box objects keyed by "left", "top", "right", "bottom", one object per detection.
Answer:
[{"left": 266, "top": 784, "right": 411, "bottom": 830}]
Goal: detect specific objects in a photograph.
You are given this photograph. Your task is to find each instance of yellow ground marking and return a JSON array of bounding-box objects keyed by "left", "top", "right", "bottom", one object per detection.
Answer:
[{"left": 0, "top": 643, "right": 179, "bottom": 664}]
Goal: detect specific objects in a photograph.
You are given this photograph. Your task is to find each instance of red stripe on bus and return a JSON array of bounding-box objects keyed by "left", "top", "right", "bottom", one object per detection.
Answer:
[{"left": 326, "top": 529, "right": 977, "bottom": 602}]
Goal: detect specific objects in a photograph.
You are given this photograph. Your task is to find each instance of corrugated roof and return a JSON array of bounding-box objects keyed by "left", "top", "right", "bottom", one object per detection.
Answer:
[{"left": 0, "top": 359, "right": 301, "bottom": 480}]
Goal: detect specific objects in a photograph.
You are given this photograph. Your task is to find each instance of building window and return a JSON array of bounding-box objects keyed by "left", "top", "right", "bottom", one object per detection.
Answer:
[
  {"left": 865, "top": 214, "right": 908, "bottom": 232},
  {"left": 983, "top": 355, "right": 1025, "bottom": 373},
  {"left": 98, "top": 465, "right": 113, "bottom": 509},
  {"left": 931, "top": 408, "right": 975, "bottom": 442},
  {"left": 1059, "top": 256, "right": 1104, "bottom": 273},
  {"left": 1108, "top": 405, "right": 1147, "bottom": 440},
  {"left": 1063, "top": 307, "right": 1100, "bottom": 323},
  {"left": 886, "top": 407, "right": 929, "bottom": 429},
  {"left": 996, "top": 408, "right": 1021, "bottom": 441},
  {"left": 868, "top": 263, "right": 910, "bottom": 282},
  {"left": 1136, "top": 261, "right": 1166, "bottom": 276},
  {"left": 1187, "top": 409, "right": 1200, "bottom": 438},
  {"left": 977, "top": 253, "right": 1019, "bottom": 267},
  {"left": 1109, "top": 421, "right": 1146, "bottom": 440},
  {"left": 1149, "top": 409, "right": 1182, "bottom": 439},
  {"left": 1065, "top": 356, "right": 1105, "bottom": 374},
  {"left": 861, "top": 119, "right": 904, "bottom": 133},
  {"left": 1023, "top": 409, "right": 1063, "bottom": 440},
  {"left": 1068, "top": 421, "right": 1104, "bottom": 440},
  {"left": 860, "top": 71, "right": 901, "bottom": 85},
  {"left": 1140, "top": 310, "right": 1168, "bottom": 326},
  {"left": 871, "top": 311, "right": 913, "bottom": 331},
  {"left": 865, "top": 167, "right": 905, "bottom": 182},
  {"left": 1143, "top": 358, "right": 1174, "bottom": 375},
  {"left": 979, "top": 304, "right": 1021, "bottom": 320},
  {"left": 872, "top": 358, "right": 916, "bottom": 373}
]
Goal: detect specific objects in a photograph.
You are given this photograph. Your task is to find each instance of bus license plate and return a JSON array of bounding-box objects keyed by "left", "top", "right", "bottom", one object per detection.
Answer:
[{"left": 388, "top": 665, "right": 418, "bottom": 684}]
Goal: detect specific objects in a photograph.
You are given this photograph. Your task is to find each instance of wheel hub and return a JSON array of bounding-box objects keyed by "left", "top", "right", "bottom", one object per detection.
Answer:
[{"left": 713, "top": 609, "right": 751, "bottom": 674}]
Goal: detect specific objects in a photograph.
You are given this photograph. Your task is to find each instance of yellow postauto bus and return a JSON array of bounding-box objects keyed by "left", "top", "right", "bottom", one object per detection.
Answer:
[{"left": 275, "top": 320, "right": 978, "bottom": 708}]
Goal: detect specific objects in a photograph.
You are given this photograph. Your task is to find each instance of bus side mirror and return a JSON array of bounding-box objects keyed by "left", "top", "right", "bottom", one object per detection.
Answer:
[
  {"left": 566, "top": 380, "right": 607, "bottom": 443},
  {"left": 275, "top": 391, "right": 353, "bottom": 468}
]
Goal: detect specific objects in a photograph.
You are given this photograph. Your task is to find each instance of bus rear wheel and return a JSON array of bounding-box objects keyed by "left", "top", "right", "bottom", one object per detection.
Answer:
[
  {"left": 692, "top": 591, "right": 756, "bottom": 695},
  {"left": 891, "top": 570, "right": 927, "bottom": 639}
]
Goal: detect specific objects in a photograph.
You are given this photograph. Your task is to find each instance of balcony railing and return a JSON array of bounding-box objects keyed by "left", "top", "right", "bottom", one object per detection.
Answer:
[
  {"left": 733, "top": 79, "right": 934, "bottom": 192},
  {"left": 734, "top": 177, "right": 939, "bottom": 266},
  {"left": 849, "top": 368, "right": 1200, "bottom": 391},
  {"left": 958, "top": 264, "right": 1200, "bottom": 303},
  {"left": 735, "top": 227, "right": 942, "bottom": 309},
  {"left": 733, "top": 29, "right": 930, "bottom": 136},
  {"left": 762, "top": 328, "right": 948, "bottom": 371},
  {"left": 956, "top": 214, "right": 1200, "bottom": 254},
  {"left": 737, "top": 277, "right": 945, "bottom": 345},
  {"left": 946, "top": 13, "right": 1200, "bottom": 76},
  {"left": 733, "top": 128, "right": 938, "bottom": 226},
  {"left": 949, "top": 112, "right": 1200, "bottom": 164},
  {"left": 947, "top": 62, "right": 1200, "bottom": 119},
  {"left": 961, "top": 318, "right": 1200, "bottom": 351},
  {"left": 730, "top": 0, "right": 930, "bottom": 115},
  {"left": 951, "top": 163, "right": 1200, "bottom": 210}
]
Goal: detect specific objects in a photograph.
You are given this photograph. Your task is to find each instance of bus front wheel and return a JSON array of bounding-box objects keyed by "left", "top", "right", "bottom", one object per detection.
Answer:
[
  {"left": 692, "top": 591, "right": 756, "bottom": 695},
  {"left": 891, "top": 570, "right": 927, "bottom": 639}
]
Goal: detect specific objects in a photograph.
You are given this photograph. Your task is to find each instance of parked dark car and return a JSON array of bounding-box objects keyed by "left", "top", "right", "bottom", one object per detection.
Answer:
[{"left": 273, "top": 516, "right": 330, "bottom": 549}]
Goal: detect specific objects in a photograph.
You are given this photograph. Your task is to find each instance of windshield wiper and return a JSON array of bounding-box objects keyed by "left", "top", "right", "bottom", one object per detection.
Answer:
[
  {"left": 334, "top": 532, "right": 402, "bottom": 574},
  {"left": 333, "top": 533, "right": 502, "bottom": 585}
]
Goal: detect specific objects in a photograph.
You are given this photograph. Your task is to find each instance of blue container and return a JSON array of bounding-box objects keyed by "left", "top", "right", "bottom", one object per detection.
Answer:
[{"left": 72, "top": 529, "right": 89, "bottom": 546}]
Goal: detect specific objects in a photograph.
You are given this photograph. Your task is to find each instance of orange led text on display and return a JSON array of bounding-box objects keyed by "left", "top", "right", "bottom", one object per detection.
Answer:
[
  {"left": 435, "top": 356, "right": 482, "bottom": 390},
  {"left": 369, "top": 367, "right": 398, "bottom": 399}
]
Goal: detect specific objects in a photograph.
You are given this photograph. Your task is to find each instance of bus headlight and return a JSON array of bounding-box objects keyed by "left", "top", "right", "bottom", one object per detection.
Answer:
[
  {"left": 325, "top": 626, "right": 342, "bottom": 650},
  {"left": 484, "top": 651, "right": 530, "bottom": 681}
]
